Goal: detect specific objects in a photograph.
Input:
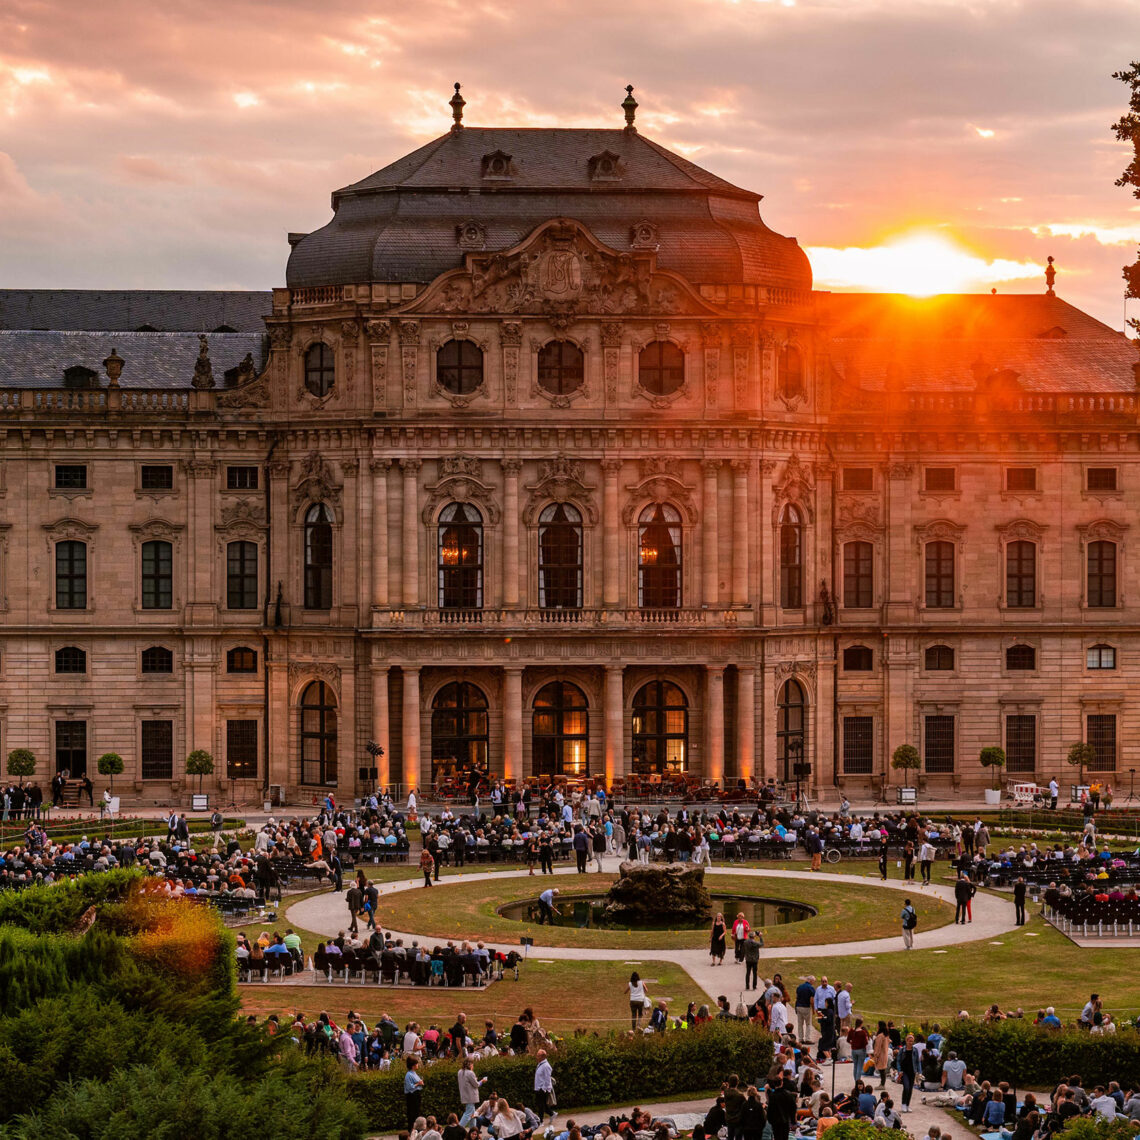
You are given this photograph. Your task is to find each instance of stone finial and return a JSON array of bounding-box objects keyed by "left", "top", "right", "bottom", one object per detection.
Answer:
[
  {"left": 192, "top": 334, "right": 215, "bottom": 390},
  {"left": 450, "top": 82, "right": 465, "bottom": 131},
  {"left": 622, "top": 85, "right": 638, "bottom": 130},
  {"left": 102, "top": 347, "right": 124, "bottom": 387},
  {"left": 1045, "top": 255, "right": 1056, "bottom": 297}
]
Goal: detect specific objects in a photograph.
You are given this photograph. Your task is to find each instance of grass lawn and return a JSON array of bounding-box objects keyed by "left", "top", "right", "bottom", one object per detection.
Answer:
[
  {"left": 369, "top": 872, "right": 954, "bottom": 950},
  {"left": 238, "top": 958, "right": 695, "bottom": 1033}
]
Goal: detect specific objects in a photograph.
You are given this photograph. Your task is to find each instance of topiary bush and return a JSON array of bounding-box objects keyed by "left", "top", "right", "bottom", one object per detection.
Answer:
[{"left": 5, "top": 749, "right": 34, "bottom": 779}]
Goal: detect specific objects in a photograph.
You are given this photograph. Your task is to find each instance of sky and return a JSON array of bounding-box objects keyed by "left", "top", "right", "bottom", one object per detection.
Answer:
[{"left": 1, "top": 0, "right": 1139, "bottom": 328}]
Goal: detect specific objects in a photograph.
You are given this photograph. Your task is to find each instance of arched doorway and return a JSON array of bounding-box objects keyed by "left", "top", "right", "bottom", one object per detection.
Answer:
[
  {"left": 532, "top": 681, "right": 589, "bottom": 776},
  {"left": 431, "top": 681, "right": 489, "bottom": 783},
  {"left": 776, "top": 679, "right": 806, "bottom": 783},
  {"left": 300, "top": 680, "right": 338, "bottom": 786}
]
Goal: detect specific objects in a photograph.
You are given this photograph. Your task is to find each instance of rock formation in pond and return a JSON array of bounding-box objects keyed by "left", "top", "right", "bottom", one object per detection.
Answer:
[{"left": 601, "top": 860, "right": 713, "bottom": 926}]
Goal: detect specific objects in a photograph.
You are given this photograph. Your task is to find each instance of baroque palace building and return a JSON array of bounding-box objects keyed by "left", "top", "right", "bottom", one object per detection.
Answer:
[{"left": 1, "top": 89, "right": 1138, "bottom": 804}]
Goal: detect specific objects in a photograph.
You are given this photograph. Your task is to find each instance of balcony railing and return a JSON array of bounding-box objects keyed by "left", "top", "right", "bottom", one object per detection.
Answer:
[
  {"left": 405, "top": 606, "right": 743, "bottom": 629},
  {"left": 0, "top": 388, "right": 191, "bottom": 415}
]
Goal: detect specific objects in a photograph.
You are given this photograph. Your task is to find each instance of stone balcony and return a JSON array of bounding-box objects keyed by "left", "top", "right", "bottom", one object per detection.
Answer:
[
  {"left": 375, "top": 606, "right": 751, "bottom": 630},
  {"left": 0, "top": 388, "right": 193, "bottom": 415}
]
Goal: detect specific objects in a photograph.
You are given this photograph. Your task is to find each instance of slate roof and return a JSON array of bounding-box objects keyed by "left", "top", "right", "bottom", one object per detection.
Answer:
[
  {"left": 0, "top": 290, "right": 272, "bottom": 332},
  {"left": 287, "top": 128, "right": 811, "bottom": 293},
  {"left": 0, "top": 330, "right": 266, "bottom": 389},
  {"left": 823, "top": 293, "right": 1138, "bottom": 395}
]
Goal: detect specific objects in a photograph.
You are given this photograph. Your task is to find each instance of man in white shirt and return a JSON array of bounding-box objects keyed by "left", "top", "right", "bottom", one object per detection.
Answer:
[
  {"left": 1090, "top": 1087, "right": 1119, "bottom": 1120},
  {"left": 940, "top": 1052, "right": 966, "bottom": 1089},
  {"left": 814, "top": 977, "right": 836, "bottom": 1013},
  {"left": 1049, "top": 778, "right": 1060, "bottom": 809},
  {"left": 769, "top": 999, "right": 789, "bottom": 1036},
  {"left": 837, "top": 983, "right": 854, "bottom": 1028},
  {"left": 534, "top": 1049, "right": 555, "bottom": 1121}
]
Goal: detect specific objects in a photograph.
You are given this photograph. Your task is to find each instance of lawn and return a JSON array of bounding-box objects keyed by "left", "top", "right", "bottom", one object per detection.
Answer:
[
  {"left": 369, "top": 872, "right": 954, "bottom": 950},
  {"left": 238, "top": 959, "right": 695, "bottom": 1033}
]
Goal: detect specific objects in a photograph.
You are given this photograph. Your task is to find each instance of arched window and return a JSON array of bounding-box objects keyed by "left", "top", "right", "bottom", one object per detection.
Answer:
[
  {"left": 924, "top": 541, "right": 955, "bottom": 609},
  {"left": 631, "top": 681, "right": 688, "bottom": 775},
  {"left": 638, "top": 341, "right": 685, "bottom": 396},
  {"left": 1006, "top": 644, "right": 1036, "bottom": 671},
  {"left": 538, "top": 503, "right": 582, "bottom": 609},
  {"left": 55, "top": 646, "right": 86, "bottom": 674},
  {"left": 924, "top": 644, "right": 955, "bottom": 671},
  {"left": 437, "top": 339, "right": 484, "bottom": 395},
  {"left": 304, "top": 504, "right": 334, "bottom": 609},
  {"left": 227, "top": 646, "right": 257, "bottom": 674},
  {"left": 1087, "top": 540, "right": 1117, "bottom": 608},
  {"left": 304, "top": 342, "right": 335, "bottom": 397},
  {"left": 638, "top": 503, "right": 682, "bottom": 609},
  {"left": 1006, "top": 540, "right": 1036, "bottom": 608},
  {"left": 431, "top": 682, "right": 489, "bottom": 782},
  {"left": 777, "top": 679, "right": 806, "bottom": 783},
  {"left": 141, "top": 646, "right": 173, "bottom": 674},
  {"left": 226, "top": 540, "right": 258, "bottom": 610},
  {"left": 843, "top": 645, "right": 873, "bottom": 671},
  {"left": 777, "top": 345, "right": 803, "bottom": 400},
  {"left": 779, "top": 505, "right": 803, "bottom": 608},
  {"left": 537, "top": 341, "right": 584, "bottom": 395},
  {"left": 438, "top": 502, "right": 484, "bottom": 609},
  {"left": 141, "top": 539, "right": 173, "bottom": 610},
  {"left": 843, "top": 541, "right": 873, "bottom": 608},
  {"left": 300, "top": 681, "right": 337, "bottom": 786},
  {"left": 532, "top": 682, "right": 589, "bottom": 777}
]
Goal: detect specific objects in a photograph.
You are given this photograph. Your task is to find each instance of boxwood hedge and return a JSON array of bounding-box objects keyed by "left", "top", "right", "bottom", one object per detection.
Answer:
[{"left": 348, "top": 1022, "right": 774, "bottom": 1131}]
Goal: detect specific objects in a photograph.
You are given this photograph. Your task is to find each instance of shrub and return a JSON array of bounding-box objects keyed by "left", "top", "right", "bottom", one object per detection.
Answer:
[
  {"left": 979, "top": 746, "right": 1006, "bottom": 790},
  {"left": 5, "top": 749, "right": 34, "bottom": 779},
  {"left": 96, "top": 751, "right": 124, "bottom": 792},
  {"left": 347, "top": 1022, "right": 774, "bottom": 1130},
  {"left": 824, "top": 1125, "right": 908, "bottom": 1140},
  {"left": 890, "top": 744, "right": 921, "bottom": 788},
  {"left": 1066, "top": 741, "right": 1096, "bottom": 786},
  {"left": 1059, "top": 1119, "right": 1139, "bottom": 1140},
  {"left": 944, "top": 1020, "right": 1140, "bottom": 1087},
  {"left": 186, "top": 748, "right": 214, "bottom": 793}
]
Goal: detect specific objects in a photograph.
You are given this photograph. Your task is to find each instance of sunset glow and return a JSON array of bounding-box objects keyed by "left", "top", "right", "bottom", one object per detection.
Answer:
[{"left": 807, "top": 233, "right": 1043, "bottom": 297}]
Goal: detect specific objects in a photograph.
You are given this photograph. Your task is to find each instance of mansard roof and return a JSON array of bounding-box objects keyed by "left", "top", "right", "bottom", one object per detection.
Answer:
[
  {"left": 0, "top": 290, "right": 272, "bottom": 333},
  {"left": 286, "top": 128, "right": 811, "bottom": 294}
]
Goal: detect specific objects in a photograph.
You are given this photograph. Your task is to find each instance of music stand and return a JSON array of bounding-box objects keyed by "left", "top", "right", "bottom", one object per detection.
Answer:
[{"left": 1126, "top": 768, "right": 1137, "bottom": 804}]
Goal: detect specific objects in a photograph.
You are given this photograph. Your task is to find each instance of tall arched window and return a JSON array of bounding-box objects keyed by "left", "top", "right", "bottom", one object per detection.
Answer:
[
  {"left": 779, "top": 505, "right": 803, "bottom": 608},
  {"left": 537, "top": 341, "right": 584, "bottom": 395},
  {"left": 842, "top": 541, "right": 873, "bottom": 608},
  {"left": 437, "top": 339, "right": 484, "bottom": 395},
  {"left": 638, "top": 341, "right": 685, "bottom": 396},
  {"left": 438, "top": 502, "right": 484, "bottom": 609},
  {"left": 532, "top": 682, "right": 589, "bottom": 777},
  {"left": 777, "top": 679, "right": 806, "bottom": 782},
  {"left": 300, "top": 680, "right": 337, "bottom": 786},
  {"left": 304, "top": 504, "right": 333, "bottom": 610},
  {"left": 638, "top": 503, "right": 682, "bottom": 609},
  {"left": 538, "top": 503, "right": 582, "bottom": 609},
  {"left": 304, "top": 343, "right": 335, "bottom": 397},
  {"left": 777, "top": 345, "right": 803, "bottom": 400},
  {"left": 431, "top": 682, "right": 489, "bottom": 782},
  {"left": 141, "top": 540, "right": 173, "bottom": 610},
  {"left": 1087, "top": 540, "right": 1117, "bottom": 608},
  {"left": 1006, "top": 540, "right": 1037, "bottom": 608},
  {"left": 631, "top": 681, "right": 688, "bottom": 776}
]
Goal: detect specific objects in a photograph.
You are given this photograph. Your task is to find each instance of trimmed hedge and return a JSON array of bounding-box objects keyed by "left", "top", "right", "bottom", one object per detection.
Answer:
[
  {"left": 348, "top": 1022, "right": 774, "bottom": 1131},
  {"left": 944, "top": 1020, "right": 1140, "bottom": 1088}
]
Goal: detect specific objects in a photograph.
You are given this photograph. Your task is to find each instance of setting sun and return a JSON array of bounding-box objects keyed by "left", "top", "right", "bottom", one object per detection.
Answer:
[{"left": 806, "top": 232, "right": 1043, "bottom": 296}]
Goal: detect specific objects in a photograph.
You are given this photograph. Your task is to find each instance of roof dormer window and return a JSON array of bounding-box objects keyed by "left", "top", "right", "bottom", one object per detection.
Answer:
[
  {"left": 481, "top": 151, "right": 514, "bottom": 180},
  {"left": 588, "top": 150, "right": 623, "bottom": 181}
]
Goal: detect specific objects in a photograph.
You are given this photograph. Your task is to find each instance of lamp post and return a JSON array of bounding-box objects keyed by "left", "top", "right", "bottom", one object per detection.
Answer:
[{"left": 788, "top": 737, "right": 804, "bottom": 808}]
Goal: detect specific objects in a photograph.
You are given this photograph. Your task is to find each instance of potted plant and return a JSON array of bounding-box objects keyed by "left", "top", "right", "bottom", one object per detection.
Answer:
[
  {"left": 6, "top": 748, "right": 35, "bottom": 780},
  {"left": 96, "top": 752, "right": 124, "bottom": 795},
  {"left": 185, "top": 749, "right": 214, "bottom": 797},
  {"left": 979, "top": 745, "right": 1006, "bottom": 805},
  {"left": 891, "top": 744, "right": 921, "bottom": 797},
  {"left": 1066, "top": 741, "right": 1096, "bottom": 792}
]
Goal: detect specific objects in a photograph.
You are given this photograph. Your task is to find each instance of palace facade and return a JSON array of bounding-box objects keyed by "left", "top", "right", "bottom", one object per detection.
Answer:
[{"left": 2, "top": 93, "right": 1137, "bottom": 804}]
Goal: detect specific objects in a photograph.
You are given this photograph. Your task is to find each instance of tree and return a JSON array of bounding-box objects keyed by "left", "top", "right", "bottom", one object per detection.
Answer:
[
  {"left": 979, "top": 746, "right": 1006, "bottom": 791},
  {"left": 1066, "top": 741, "right": 1096, "bottom": 787},
  {"left": 185, "top": 750, "right": 214, "bottom": 795},
  {"left": 96, "top": 752, "right": 124, "bottom": 794},
  {"left": 6, "top": 749, "right": 35, "bottom": 779},
  {"left": 890, "top": 744, "right": 921, "bottom": 790},
  {"left": 1112, "top": 64, "right": 1140, "bottom": 325}
]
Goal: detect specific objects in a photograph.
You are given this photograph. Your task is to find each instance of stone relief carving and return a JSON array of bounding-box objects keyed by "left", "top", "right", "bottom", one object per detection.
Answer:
[
  {"left": 522, "top": 456, "right": 599, "bottom": 524},
  {"left": 289, "top": 661, "right": 340, "bottom": 696},
  {"left": 913, "top": 518, "right": 967, "bottom": 553},
  {"left": 996, "top": 518, "right": 1047, "bottom": 541},
  {"left": 292, "top": 451, "right": 342, "bottom": 512},
  {"left": 456, "top": 219, "right": 487, "bottom": 250},
  {"left": 216, "top": 498, "right": 267, "bottom": 532},
  {"left": 1077, "top": 519, "right": 1128, "bottom": 542},
  {"left": 775, "top": 660, "right": 817, "bottom": 687},
  {"left": 422, "top": 458, "right": 500, "bottom": 525},
  {"left": 127, "top": 518, "right": 184, "bottom": 540},
  {"left": 399, "top": 321, "right": 420, "bottom": 408},
  {"left": 772, "top": 453, "right": 816, "bottom": 523},
  {"left": 621, "top": 462, "right": 699, "bottom": 524},
  {"left": 43, "top": 517, "right": 98, "bottom": 557},
  {"left": 835, "top": 497, "right": 883, "bottom": 538},
  {"left": 441, "top": 455, "right": 482, "bottom": 478}
]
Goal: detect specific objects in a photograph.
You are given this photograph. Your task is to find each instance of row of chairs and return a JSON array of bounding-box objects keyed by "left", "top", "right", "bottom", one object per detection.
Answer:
[
  {"left": 1044, "top": 894, "right": 1140, "bottom": 937},
  {"left": 310, "top": 949, "right": 509, "bottom": 986}
]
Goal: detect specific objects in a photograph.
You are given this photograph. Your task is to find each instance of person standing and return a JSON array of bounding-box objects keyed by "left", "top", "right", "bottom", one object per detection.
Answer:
[
  {"left": 538, "top": 886, "right": 559, "bottom": 925},
  {"left": 345, "top": 880, "right": 363, "bottom": 935},
  {"left": 919, "top": 839, "right": 935, "bottom": 885},
  {"left": 627, "top": 971, "right": 649, "bottom": 1029},
  {"left": 458, "top": 1058, "right": 484, "bottom": 1127},
  {"left": 765, "top": 1074, "right": 798, "bottom": 1140},
  {"left": 900, "top": 899, "right": 917, "bottom": 950},
  {"left": 1014, "top": 877, "right": 1027, "bottom": 926},
  {"left": 794, "top": 976, "right": 816, "bottom": 1042},
  {"left": 847, "top": 1017, "right": 870, "bottom": 1080},
  {"left": 742, "top": 931, "right": 761, "bottom": 991},
  {"left": 404, "top": 1056, "right": 424, "bottom": 1130},
  {"left": 533, "top": 1049, "right": 555, "bottom": 1122},
  {"left": 591, "top": 824, "right": 606, "bottom": 873},
  {"left": 954, "top": 874, "right": 973, "bottom": 924},
  {"left": 897, "top": 1033, "right": 918, "bottom": 1112},
  {"left": 878, "top": 837, "right": 889, "bottom": 881},
  {"left": 871, "top": 1021, "right": 891, "bottom": 1088},
  {"left": 539, "top": 831, "right": 554, "bottom": 875},
  {"left": 723, "top": 1075, "right": 746, "bottom": 1140},
  {"left": 817, "top": 997, "right": 838, "bottom": 1060},
  {"left": 1049, "top": 777, "right": 1060, "bottom": 810},
  {"left": 731, "top": 912, "right": 750, "bottom": 961},
  {"left": 419, "top": 847, "right": 435, "bottom": 888},
  {"left": 710, "top": 911, "right": 727, "bottom": 965},
  {"left": 573, "top": 826, "right": 589, "bottom": 874},
  {"left": 903, "top": 841, "right": 916, "bottom": 883}
]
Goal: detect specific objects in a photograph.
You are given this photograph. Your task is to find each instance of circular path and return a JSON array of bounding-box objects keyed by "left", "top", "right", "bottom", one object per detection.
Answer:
[{"left": 288, "top": 857, "right": 1014, "bottom": 1002}]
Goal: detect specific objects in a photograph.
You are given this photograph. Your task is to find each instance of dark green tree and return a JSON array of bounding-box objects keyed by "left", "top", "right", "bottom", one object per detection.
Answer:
[{"left": 1112, "top": 63, "right": 1140, "bottom": 321}]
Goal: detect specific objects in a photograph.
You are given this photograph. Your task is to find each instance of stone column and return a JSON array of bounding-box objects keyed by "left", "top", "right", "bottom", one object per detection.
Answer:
[
  {"left": 737, "top": 665, "right": 756, "bottom": 783},
  {"left": 602, "top": 459, "right": 622, "bottom": 607},
  {"left": 707, "top": 665, "right": 725, "bottom": 787},
  {"left": 402, "top": 665, "right": 420, "bottom": 791},
  {"left": 604, "top": 664, "right": 624, "bottom": 785},
  {"left": 503, "top": 666, "right": 524, "bottom": 781},
  {"left": 371, "top": 459, "right": 390, "bottom": 612},
  {"left": 732, "top": 459, "right": 750, "bottom": 606},
  {"left": 372, "top": 665, "right": 390, "bottom": 788},
  {"left": 502, "top": 459, "right": 522, "bottom": 607},
  {"left": 401, "top": 459, "right": 421, "bottom": 607},
  {"left": 703, "top": 459, "right": 720, "bottom": 607}
]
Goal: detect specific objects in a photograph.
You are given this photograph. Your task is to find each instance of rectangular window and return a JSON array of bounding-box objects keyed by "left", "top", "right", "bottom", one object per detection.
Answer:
[
  {"left": 140, "top": 720, "right": 174, "bottom": 781},
  {"left": 1006, "top": 467, "right": 1038, "bottom": 492},
  {"left": 842, "top": 716, "right": 874, "bottom": 774},
  {"left": 842, "top": 467, "right": 874, "bottom": 492},
  {"left": 1006, "top": 541, "right": 1037, "bottom": 608},
  {"left": 226, "top": 541, "right": 258, "bottom": 610},
  {"left": 140, "top": 465, "right": 174, "bottom": 490},
  {"left": 1086, "top": 714, "right": 1117, "bottom": 773},
  {"left": 55, "top": 541, "right": 87, "bottom": 610},
  {"left": 1087, "top": 467, "right": 1117, "bottom": 492},
  {"left": 924, "top": 467, "right": 956, "bottom": 492},
  {"left": 924, "top": 541, "right": 955, "bottom": 608},
  {"left": 924, "top": 714, "right": 955, "bottom": 773},
  {"left": 54, "top": 464, "right": 87, "bottom": 490},
  {"left": 141, "top": 540, "right": 173, "bottom": 610},
  {"left": 227, "top": 719, "right": 258, "bottom": 780},
  {"left": 1006, "top": 714, "right": 1036, "bottom": 774},
  {"left": 55, "top": 720, "right": 87, "bottom": 777},
  {"left": 227, "top": 465, "right": 259, "bottom": 491},
  {"left": 1087, "top": 541, "right": 1117, "bottom": 608},
  {"left": 843, "top": 541, "right": 874, "bottom": 608}
]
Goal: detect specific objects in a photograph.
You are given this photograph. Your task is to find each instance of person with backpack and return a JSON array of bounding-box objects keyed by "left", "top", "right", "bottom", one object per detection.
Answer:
[{"left": 901, "top": 899, "right": 917, "bottom": 949}]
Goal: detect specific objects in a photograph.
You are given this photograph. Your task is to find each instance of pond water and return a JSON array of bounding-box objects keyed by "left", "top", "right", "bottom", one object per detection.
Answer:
[{"left": 497, "top": 893, "right": 816, "bottom": 930}]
